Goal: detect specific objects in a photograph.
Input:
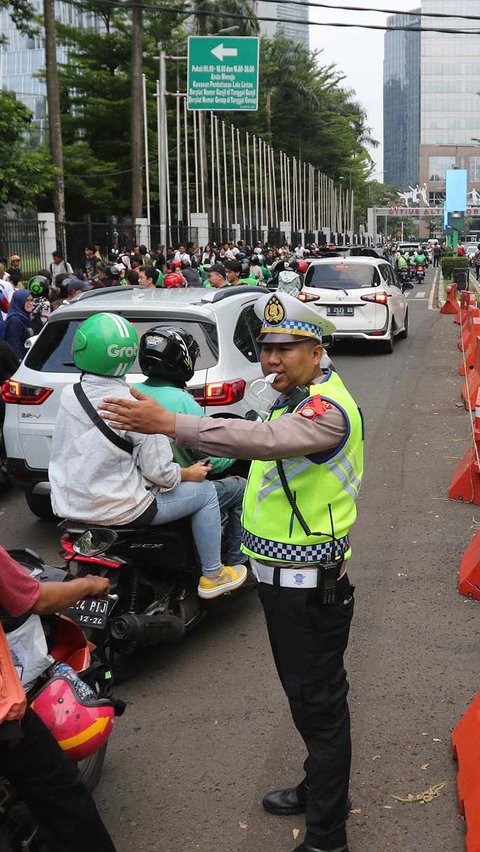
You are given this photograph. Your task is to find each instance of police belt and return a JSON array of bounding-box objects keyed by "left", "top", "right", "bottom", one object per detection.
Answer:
[{"left": 250, "top": 558, "right": 347, "bottom": 589}]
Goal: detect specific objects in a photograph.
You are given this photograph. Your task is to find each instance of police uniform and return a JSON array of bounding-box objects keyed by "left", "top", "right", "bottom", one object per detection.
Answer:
[{"left": 174, "top": 292, "right": 364, "bottom": 852}]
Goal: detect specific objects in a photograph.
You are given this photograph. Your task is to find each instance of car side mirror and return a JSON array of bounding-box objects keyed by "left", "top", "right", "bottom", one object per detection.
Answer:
[{"left": 24, "top": 335, "right": 38, "bottom": 350}]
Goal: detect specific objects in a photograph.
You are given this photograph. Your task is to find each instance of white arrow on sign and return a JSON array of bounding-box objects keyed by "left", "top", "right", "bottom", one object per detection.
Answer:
[{"left": 211, "top": 43, "right": 238, "bottom": 61}]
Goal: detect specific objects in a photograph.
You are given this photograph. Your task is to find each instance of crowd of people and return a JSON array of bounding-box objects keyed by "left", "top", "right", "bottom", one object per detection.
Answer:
[{"left": 0, "top": 238, "right": 329, "bottom": 359}]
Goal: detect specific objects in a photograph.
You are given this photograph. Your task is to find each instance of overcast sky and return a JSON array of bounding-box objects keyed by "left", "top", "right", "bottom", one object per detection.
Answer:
[{"left": 308, "top": 0, "right": 417, "bottom": 181}]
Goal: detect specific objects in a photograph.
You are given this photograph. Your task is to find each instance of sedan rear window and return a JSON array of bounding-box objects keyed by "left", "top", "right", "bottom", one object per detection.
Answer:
[
  {"left": 305, "top": 264, "right": 380, "bottom": 289},
  {"left": 25, "top": 317, "right": 219, "bottom": 374}
]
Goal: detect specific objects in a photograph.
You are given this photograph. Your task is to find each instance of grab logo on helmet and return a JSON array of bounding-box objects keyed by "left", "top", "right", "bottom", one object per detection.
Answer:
[{"left": 107, "top": 343, "right": 138, "bottom": 359}]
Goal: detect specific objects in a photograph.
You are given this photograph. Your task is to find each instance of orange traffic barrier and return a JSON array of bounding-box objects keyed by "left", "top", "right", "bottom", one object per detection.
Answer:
[
  {"left": 440, "top": 283, "right": 459, "bottom": 315},
  {"left": 460, "top": 316, "right": 480, "bottom": 375},
  {"left": 458, "top": 291, "right": 475, "bottom": 324},
  {"left": 461, "top": 342, "right": 480, "bottom": 410},
  {"left": 459, "top": 293, "right": 477, "bottom": 332},
  {"left": 459, "top": 302, "right": 480, "bottom": 353},
  {"left": 456, "top": 290, "right": 473, "bottom": 326},
  {"left": 452, "top": 694, "right": 480, "bottom": 851},
  {"left": 449, "top": 391, "right": 480, "bottom": 503},
  {"left": 459, "top": 531, "right": 480, "bottom": 599}
]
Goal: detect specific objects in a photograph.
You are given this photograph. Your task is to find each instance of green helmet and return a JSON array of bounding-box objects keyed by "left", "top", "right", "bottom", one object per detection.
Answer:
[
  {"left": 28, "top": 275, "right": 49, "bottom": 296},
  {"left": 73, "top": 313, "right": 138, "bottom": 377}
]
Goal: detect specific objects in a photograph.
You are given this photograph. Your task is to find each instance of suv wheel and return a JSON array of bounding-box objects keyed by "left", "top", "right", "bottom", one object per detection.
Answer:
[
  {"left": 380, "top": 324, "right": 395, "bottom": 355},
  {"left": 25, "top": 490, "right": 56, "bottom": 521}
]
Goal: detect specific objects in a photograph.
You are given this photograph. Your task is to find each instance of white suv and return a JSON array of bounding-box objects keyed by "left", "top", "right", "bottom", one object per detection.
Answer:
[
  {"left": 2, "top": 285, "right": 267, "bottom": 518},
  {"left": 302, "top": 256, "right": 409, "bottom": 353}
]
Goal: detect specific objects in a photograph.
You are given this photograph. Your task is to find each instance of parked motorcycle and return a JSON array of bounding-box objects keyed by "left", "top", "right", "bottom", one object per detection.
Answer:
[
  {"left": 59, "top": 517, "right": 253, "bottom": 683},
  {"left": 0, "top": 549, "right": 123, "bottom": 852}
]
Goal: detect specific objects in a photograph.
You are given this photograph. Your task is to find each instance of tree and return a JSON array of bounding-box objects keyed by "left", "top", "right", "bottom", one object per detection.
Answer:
[{"left": 0, "top": 92, "right": 56, "bottom": 207}]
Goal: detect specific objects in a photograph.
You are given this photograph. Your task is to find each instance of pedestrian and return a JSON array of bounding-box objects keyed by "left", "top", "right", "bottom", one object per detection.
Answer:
[
  {"left": 473, "top": 245, "right": 480, "bottom": 281},
  {"left": 138, "top": 265, "right": 162, "bottom": 288},
  {"left": 49, "top": 250, "right": 73, "bottom": 279},
  {"left": 5, "top": 290, "right": 34, "bottom": 359},
  {"left": 432, "top": 242, "right": 441, "bottom": 268},
  {"left": 99, "top": 290, "right": 364, "bottom": 852},
  {"left": 457, "top": 242, "right": 466, "bottom": 257},
  {"left": 6, "top": 255, "right": 22, "bottom": 286},
  {"left": 207, "top": 263, "right": 228, "bottom": 288}
]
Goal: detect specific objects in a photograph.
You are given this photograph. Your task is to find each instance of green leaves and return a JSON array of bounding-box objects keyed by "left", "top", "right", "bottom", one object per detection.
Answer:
[{"left": 0, "top": 92, "right": 56, "bottom": 207}]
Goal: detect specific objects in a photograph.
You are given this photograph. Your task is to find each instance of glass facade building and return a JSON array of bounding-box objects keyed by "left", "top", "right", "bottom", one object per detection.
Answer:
[
  {"left": 0, "top": 1, "right": 99, "bottom": 136},
  {"left": 421, "top": 0, "right": 480, "bottom": 147},
  {"left": 256, "top": 1, "right": 309, "bottom": 49},
  {"left": 383, "top": 10, "right": 421, "bottom": 188}
]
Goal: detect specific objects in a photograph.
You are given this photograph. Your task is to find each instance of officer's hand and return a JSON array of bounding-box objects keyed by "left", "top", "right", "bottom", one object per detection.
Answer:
[{"left": 99, "top": 387, "right": 176, "bottom": 436}]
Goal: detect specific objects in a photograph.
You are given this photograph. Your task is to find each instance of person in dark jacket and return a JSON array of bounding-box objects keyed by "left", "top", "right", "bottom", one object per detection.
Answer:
[{"left": 5, "top": 290, "right": 34, "bottom": 359}]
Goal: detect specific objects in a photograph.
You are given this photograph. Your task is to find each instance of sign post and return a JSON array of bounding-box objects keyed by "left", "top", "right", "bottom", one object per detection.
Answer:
[{"left": 187, "top": 36, "right": 260, "bottom": 111}]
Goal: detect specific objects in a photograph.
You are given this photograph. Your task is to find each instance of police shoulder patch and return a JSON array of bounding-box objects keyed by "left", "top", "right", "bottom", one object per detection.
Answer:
[{"left": 297, "top": 395, "right": 332, "bottom": 419}]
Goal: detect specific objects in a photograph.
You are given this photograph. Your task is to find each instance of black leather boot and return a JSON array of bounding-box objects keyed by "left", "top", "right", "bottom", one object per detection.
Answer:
[{"left": 262, "top": 784, "right": 307, "bottom": 816}]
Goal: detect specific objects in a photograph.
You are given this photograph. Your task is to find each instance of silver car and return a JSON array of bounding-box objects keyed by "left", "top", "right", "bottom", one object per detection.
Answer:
[{"left": 2, "top": 285, "right": 267, "bottom": 518}]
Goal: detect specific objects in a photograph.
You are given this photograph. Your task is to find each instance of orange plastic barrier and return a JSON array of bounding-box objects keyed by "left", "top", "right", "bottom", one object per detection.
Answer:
[
  {"left": 440, "top": 283, "right": 459, "bottom": 315},
  {"left": 449, "top": 392, "right": 480, "bottom": 503},
  {"left": 459, "top": 316, "right": 480, "bottom": 375},
  {"left": 459, "top": 303, "right": 480, "bottom": 352},
  {"left": 459, "top": 532, "right": 480, "bottom": 599},
  {"left": 456, "top": 290, "right": 472, "bottom": 326},
  {"left": 452, "top": 694, "right": 480, "bottom": 851}
]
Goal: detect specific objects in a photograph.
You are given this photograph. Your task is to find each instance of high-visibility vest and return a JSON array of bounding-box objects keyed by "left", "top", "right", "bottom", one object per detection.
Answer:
[{"left": 241, "top": 370, "right": 364, "bottom": 563}]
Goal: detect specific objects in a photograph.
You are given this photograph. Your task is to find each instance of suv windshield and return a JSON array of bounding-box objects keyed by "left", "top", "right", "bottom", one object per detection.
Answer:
[
  {"left": 25, "top": 316, "right": 219, "bottom": 374},
  {"left": 305, "top": 263, "right": 379, "bottom": 290}
]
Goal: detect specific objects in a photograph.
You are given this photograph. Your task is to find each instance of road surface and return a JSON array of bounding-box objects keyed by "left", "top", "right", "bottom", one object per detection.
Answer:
[{"left": 1, "top": 270, "right": 475, "bottom": 851}]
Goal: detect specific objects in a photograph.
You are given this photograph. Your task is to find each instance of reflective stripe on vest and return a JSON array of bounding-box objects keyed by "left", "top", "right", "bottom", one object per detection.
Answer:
[{"left": 241, "top": 370, "right": 364, "bottom": 563}]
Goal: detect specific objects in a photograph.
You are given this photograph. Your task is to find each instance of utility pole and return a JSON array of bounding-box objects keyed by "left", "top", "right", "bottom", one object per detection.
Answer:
[
  {"left": 131, "top": 0, "right": 144, "bottom": 222},
  {"left": 43, "top": 0, "right": 65, "bottom": 225}
]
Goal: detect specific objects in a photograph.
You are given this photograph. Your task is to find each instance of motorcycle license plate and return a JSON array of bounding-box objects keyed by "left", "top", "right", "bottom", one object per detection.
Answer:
[
  {"left": 326, "top": 306, "right": 354, "bottom": 317},
  {"left": 65, "top": 597, "right": 109, "bottom": 629}
]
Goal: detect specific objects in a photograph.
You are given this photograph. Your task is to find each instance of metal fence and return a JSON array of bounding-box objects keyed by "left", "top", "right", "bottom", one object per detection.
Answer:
[
  {"left": 56, "top": 221, "right": 139, "bottom": 272},
  {"left": 0, "top": 217, "right": 46, "bottom": 279},
  {"left": 149, "top": 225, "right": 199, "bottom": 251}
]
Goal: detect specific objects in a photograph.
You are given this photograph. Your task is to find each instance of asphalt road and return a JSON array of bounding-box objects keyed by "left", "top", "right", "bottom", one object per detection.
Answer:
[{"left": 2, "top": 270, "right": 478, "bottom": 852}]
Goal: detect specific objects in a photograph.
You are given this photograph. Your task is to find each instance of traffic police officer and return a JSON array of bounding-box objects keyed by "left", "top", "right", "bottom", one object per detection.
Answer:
[{"left": 99, "top": 291, "right": 364, "bottom": 852}]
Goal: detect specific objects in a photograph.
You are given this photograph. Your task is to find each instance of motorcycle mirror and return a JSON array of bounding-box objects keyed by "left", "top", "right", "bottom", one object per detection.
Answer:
[{"left": 72, "top": 528, "right": 118, "bottom": 558}]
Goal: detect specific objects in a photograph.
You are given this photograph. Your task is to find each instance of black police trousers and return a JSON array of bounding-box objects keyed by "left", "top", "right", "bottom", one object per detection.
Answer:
[
  {"left": 0, "top": 706, "right": 117, "bottom": 852},
  {"left": 258, "top": 573, "right": 354, "bottom": 851}
]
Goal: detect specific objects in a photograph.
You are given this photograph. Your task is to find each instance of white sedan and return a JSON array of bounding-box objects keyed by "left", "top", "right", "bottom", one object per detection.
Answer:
[{"left": 301, "top": 256, "right": 409, "bottom": 354}]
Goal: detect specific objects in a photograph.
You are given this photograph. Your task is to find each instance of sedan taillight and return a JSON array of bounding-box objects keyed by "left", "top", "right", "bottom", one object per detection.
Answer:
[
  {"left": 359, "top": 292, "right": 389, "bottom": 305},
  {"left": 1, "top": 380, "right": 53, "bottom": 405}
]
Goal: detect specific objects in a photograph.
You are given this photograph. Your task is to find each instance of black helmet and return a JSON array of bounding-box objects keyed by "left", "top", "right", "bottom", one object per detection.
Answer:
[{"left": 139, "top": 325, "right": 200, "bottom": 385}]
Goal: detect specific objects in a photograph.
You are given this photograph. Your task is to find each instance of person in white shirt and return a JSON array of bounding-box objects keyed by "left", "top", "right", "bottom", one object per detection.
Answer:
[{"left": 50, "top": 251, "right": 73, "bottom": 279}]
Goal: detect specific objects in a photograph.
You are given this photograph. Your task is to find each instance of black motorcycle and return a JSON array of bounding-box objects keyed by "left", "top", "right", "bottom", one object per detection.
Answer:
[{"left": 59, "top": 518, "right": 253, "bottom": 683}]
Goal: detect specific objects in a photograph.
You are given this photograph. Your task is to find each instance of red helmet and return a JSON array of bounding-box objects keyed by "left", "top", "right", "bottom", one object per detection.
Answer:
[
  {"left": 31, "top": 674, "right": 115, "bottom": 762},
  {"left": 171, "top": 259, "right": 182, "bottom": 269},
  {"left": 297, "top": 259, "right": 309, "bottom": 273},
  {"left": 163, "top": 272, "right": 185, "bottom": 288}
]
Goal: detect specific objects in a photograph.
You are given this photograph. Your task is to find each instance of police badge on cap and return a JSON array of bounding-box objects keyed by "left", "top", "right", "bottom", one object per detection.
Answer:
[{"left": 254, "top": 291, "right": 336, "bottom": 343}]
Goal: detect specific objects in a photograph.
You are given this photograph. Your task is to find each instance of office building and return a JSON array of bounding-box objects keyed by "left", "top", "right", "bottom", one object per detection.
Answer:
[
  {"left": 0, "top": 1, "right": 99, "bottom": 136},
  {"left": 383, "top": 9, "right": 421, "bottom": 188},
  {"left": 256, "top": 1, "right": 309, "bottom": 49},
  {"left": 419, "top": 0, "right": 480, "bottom": 205}
]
